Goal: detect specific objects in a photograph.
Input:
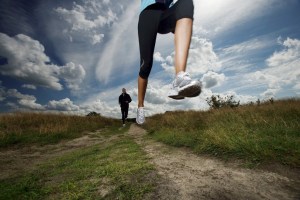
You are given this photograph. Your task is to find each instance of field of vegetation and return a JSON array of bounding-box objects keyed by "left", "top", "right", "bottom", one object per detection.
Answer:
[
  {"left": 0, "top": 99, "right": 299, "bottom": 199},
  {"left": 0, "top": 113, "right": 120, "bottom": 148},
  {"left": 144, "top": 99, "right": 300, "bottom": 167},
  {"left": 0, "top": 114, "right": 156, "bottom": 199}
]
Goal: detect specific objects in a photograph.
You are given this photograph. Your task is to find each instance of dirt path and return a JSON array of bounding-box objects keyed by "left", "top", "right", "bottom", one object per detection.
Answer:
[{"left": 127, "top": 124, "right": 300, "bottom": 200}]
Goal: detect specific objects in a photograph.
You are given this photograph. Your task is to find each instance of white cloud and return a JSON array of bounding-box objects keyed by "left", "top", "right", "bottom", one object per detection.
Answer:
[
  {"left": 0, "top": 33, "right": 86, "bottom": 91},
  {"left": 202, "top": 71, "right": 226, "bottom": 88},
  {"left": 153, "top": 52, "right": 165, "bottom": 62},
  {"left": 54, "top": 7, "right": 116, "bottom": 31},
  {"left": 59, "top": 62, "right": 86, "bottom": 91},
  {"left": 188, "top": 37, "right": 222, "bottom": 75},
  {"left": 266, "top": 37, "right": 300, "bottom": 68},
  {"left": 18, "top": 99, "right": 45, "bottom": 110},
  {"left": 0, "top": 33, "right": 61, "bottom": 90},
  {"left": 91, "top": 34, "right": 104, "bottom": 45},
  {"left": 5, "top": 89, "right": 45, "bottom": 110},
  {"left": 262, "top": 37, "right": 300, "bottom": 96},
  {"left": 95, "top": 2, "right": 139, "bottom": 83},
  {"left": 222, "top": 38, "right": 272, "bottom": 55},
  {"left": 261, "top": 88, "right": 279, "bottom": 98},
  {"left": 229, "top": 37, "right": 300, "bottom": 99},
  {"left": 54, "top": 0, "right": 118, "bottom": 45},
  {"left": 47, "top": 98, "right": 80, "bottom": 111},
  {"left": 22, "top": 84, "right": 37, "bottom": 90},
  {"left": 155, "top": 37, "right": 221, "bottom": 77},
  {"left": 193, "top": 0, "right": 283, "bottom": 37}
]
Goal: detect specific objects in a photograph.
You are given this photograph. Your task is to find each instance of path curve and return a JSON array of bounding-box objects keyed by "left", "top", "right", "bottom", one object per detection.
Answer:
[{"left": 127, "top": 124, "right": 300, "bottom": 200}]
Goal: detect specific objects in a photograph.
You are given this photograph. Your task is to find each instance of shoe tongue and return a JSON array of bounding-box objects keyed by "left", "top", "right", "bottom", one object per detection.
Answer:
[{"left": 177, "top": 71, "right": 185, "bottom": 77}]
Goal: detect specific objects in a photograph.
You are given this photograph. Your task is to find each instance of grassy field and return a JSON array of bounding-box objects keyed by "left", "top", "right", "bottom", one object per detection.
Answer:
[
  {"left": 0, "top": 99, "right": 299, "bottom": 199},
  {"left": 143, "top": 99, "right": 300, "bottom": 167},
  {"left": 0, "top": 126, "right": 156, "bottom": 199},
  {"left": 0, "top": 112, "right": 120, "bottom": 148}
]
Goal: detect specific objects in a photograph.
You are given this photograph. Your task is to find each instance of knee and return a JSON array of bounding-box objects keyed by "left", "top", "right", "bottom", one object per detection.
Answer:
[{"left": 139, "top": 60, "right": 152, "bottom": 79}]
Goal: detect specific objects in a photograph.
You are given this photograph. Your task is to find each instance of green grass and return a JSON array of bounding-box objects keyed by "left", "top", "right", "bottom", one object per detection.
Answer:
[
  {"left": 0, "top": 133, "right": 155, "bottom": 199},
  {"left": 0, "top": 113, "right": 121, "bottom": 148},
  {"left": 144, "top": 99, "right": 300, "bottom": 167}
]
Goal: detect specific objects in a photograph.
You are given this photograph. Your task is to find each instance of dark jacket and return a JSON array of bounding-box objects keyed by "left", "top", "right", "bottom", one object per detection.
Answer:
[{"left": 119, "top": 93, "right": 132, "bottom": 108}]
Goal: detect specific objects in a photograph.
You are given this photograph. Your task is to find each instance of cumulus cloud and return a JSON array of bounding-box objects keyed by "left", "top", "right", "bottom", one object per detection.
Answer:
[
  {"left": 266, "top": 37, "right": 300, "bottom": 68},
  {"left": 153, "top": 52, "right": 165, "bottom": 62},
  {"left": 54, "top": 0, "right": 118, "bottom": 45},
  {"left": 188, "top": 37, "right": 222, "bottom": 74},
  {"left": 5, "top": 89, "right": 45, "bottom": 110},
  {"left": 202, "top": 71, "right": 226, "bottom": 88},
  {"left": 260, "top": 37, "right": 300, "bottom": 97},
  {"left": 155, "top": 37, "right": 221, "bottom": 77},
  {"left": 0, "top": 33, "right": 86, "bottom": 91},
  {"left": 0, "top": 33, "right": 61, "bottom": 90},
  {"left": 236, "top": 37, "right": 300, "bottom": 99},
  {"left": 47, "top": 98, "right": 80, "bottom": 111},
  {"left": 59, "top": 62, "right": 86, "bottom": 91}
]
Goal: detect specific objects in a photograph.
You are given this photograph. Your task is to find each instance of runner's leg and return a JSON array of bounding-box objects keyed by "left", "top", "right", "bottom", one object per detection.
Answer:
[
  {"left": 174, "top": 18, "right": 193, "bottom": 74},
  {"left": 138, "top": 7, "right": 161, "bottom": 107}
]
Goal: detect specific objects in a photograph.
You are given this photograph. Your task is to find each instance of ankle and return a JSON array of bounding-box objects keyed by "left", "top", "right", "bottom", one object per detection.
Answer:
[
  {"left": 138, "top": 103, "right": 144, "bottom": 108},
  {"left": 176, "top": 71, "right": 185, "bottom": 76}
]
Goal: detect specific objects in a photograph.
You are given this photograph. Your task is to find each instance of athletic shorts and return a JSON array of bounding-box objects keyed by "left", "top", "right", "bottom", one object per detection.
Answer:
[{"left": 138, "top": 0, "right": 194, "bottom": 79}]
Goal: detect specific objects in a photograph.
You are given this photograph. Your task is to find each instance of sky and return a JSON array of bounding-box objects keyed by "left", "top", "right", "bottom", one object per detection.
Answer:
[{"left": 0, "top": 0, "right": 300, "bottom": 119}]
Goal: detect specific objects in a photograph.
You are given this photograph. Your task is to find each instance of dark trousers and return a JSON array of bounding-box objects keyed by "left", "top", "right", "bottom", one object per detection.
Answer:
[{"left": 121, "top": 106, "right": 129, "bottom": 124}]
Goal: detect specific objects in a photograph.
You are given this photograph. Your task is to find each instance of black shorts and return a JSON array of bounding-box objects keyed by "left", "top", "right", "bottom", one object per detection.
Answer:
[{"left": 138, "top": 0, "right": 194, "bottom": 79}]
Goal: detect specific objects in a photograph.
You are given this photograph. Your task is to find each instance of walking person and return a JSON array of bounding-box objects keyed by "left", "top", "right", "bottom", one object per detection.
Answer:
[
  {"left": 136, "top": 0, "right": 201, "bottom": 125},
  {"left": 119, "top": 88, "right": 132, "bottom": 127}
]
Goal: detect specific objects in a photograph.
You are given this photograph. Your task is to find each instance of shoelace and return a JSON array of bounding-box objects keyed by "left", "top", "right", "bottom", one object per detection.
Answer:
[
  {"left": 172, "top": 72, "right": 191, "bottom": 88},
  {"left": 138, "top": 108, "right": 144, "bottom": 118}
]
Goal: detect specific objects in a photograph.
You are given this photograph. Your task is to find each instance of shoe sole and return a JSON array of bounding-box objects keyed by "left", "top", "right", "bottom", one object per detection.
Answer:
[
  {"left": 136, "top": 119, "right": 145, "bottom": 124},
  {"left": 178, "top": 81, "right": 201, "bottom": 98},
  {"left": 168, "top": 95, "right": 185, "bottom": 100}
]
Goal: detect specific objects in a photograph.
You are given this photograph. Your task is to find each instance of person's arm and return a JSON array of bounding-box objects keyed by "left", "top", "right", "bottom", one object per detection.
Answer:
[
  {"left": 119, "top": 95, "right": 121, "bottom": 106},
  {"left": 128, "top": 94, "right": 132, "bottom": 103}
]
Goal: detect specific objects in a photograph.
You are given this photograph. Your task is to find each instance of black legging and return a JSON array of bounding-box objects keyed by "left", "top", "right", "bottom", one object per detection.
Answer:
[
  {"left": 138, "top": 0, "right": 194, "bottom": 79},
  {"left": 121, "top": 106, "right": 129, "bottom": 124}
]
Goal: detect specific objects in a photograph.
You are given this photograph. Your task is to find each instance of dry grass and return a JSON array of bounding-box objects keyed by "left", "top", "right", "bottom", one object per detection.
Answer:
[
  {"left": 0, "top": 112, "right": 120, "bottom": 147},
  {"left": 144, "top": 99, "right": 300, "bottom": 167}
]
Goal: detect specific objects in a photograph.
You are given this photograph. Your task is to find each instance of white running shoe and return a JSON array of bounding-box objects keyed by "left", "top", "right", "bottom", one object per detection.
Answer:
[
  {"left": 168, "top": 72, "right": 201, "bottom": 99},
  {"left": 136, "top": 107, "right": 145, "bottom": 124}
]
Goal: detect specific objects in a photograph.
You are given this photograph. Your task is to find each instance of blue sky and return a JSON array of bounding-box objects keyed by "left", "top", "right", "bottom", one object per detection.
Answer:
[{"left": 0, "top": 0, "right": 300, "bottom": 118}]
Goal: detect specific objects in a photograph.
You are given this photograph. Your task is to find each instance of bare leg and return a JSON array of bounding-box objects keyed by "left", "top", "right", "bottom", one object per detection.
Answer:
[
  {"left": 174, "top": 18, "right": 193, "bottom": 75},
  {"left": 138, "top": 76, "right": 147, "bottom": 107}
]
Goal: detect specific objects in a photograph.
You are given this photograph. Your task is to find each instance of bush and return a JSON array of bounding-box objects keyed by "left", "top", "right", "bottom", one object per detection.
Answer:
[{"left": 206, "top": 95, "right": 240, "bottom": 109}]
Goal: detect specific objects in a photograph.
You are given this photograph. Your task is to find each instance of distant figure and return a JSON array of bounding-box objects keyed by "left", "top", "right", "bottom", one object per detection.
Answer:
[
  {"left": 119, "top": 88, "right": 132, "bottom": 126},
  {"left": 136, "top": 0, "right": 201, "bottom": 125}
]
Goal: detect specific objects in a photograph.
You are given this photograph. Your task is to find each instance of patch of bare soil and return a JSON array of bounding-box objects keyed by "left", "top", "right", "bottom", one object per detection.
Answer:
[
  {"left": 128, "top": 124, "right": 300, "bottom": 200},
  {"left": 0, "top": 130, "right": 119, "bottom": 180}
]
